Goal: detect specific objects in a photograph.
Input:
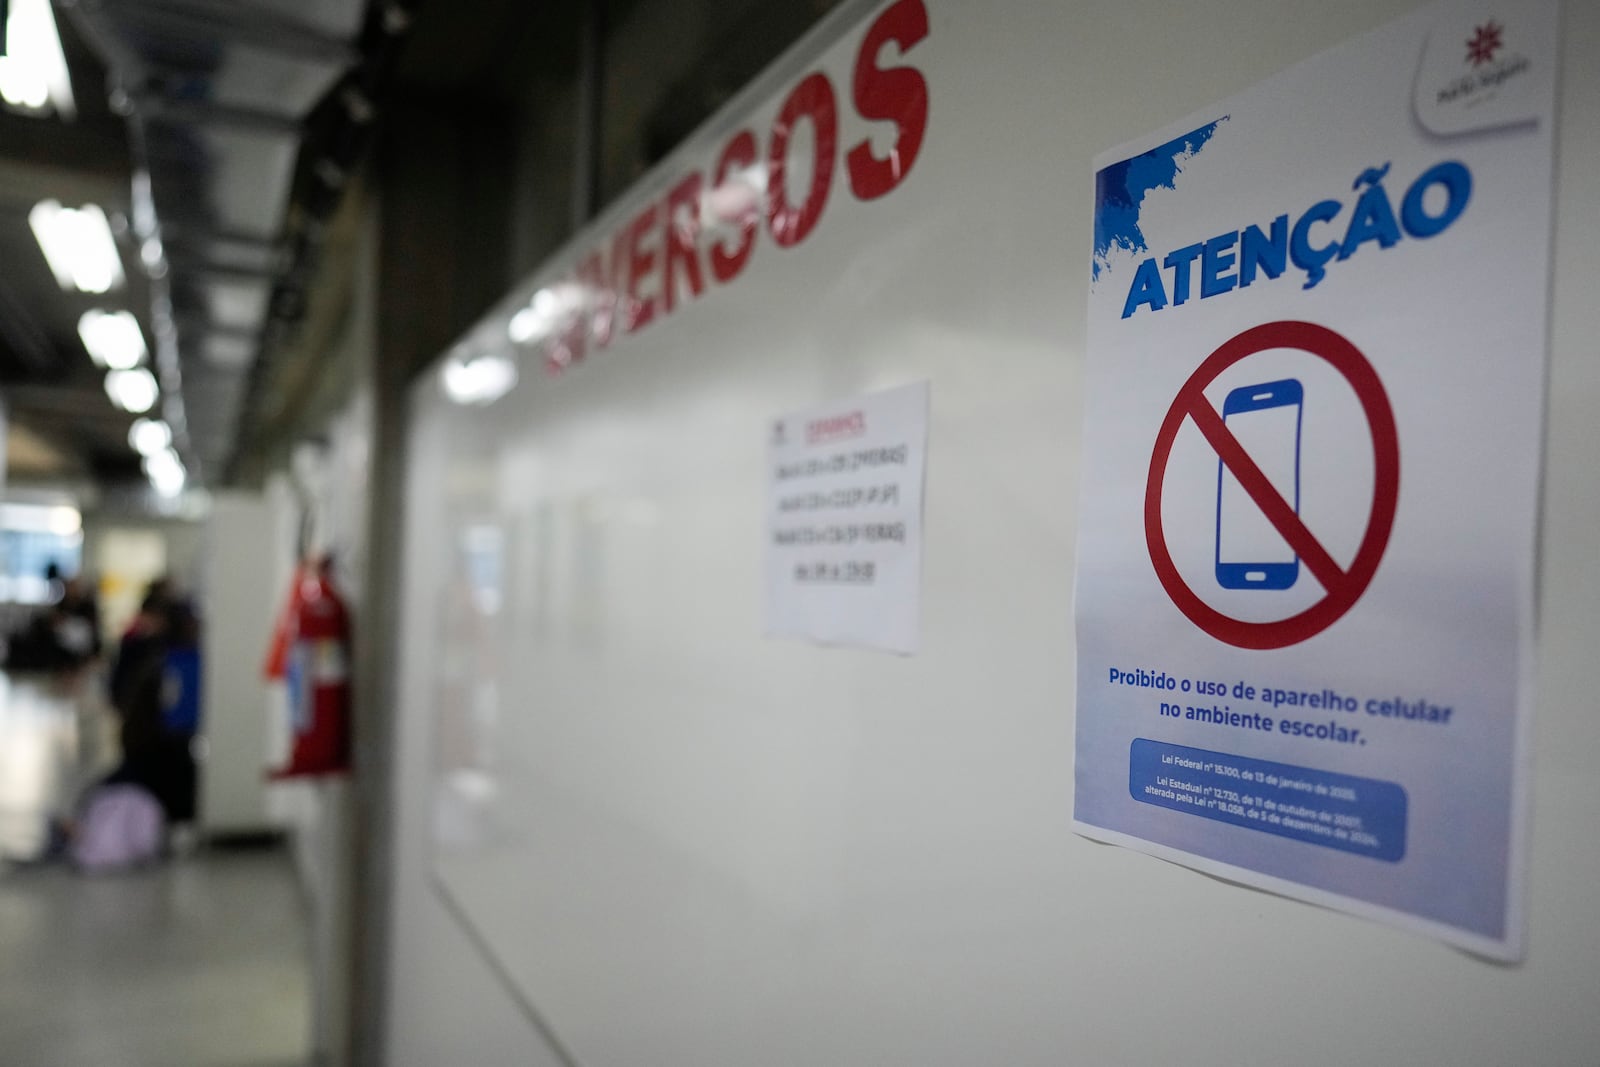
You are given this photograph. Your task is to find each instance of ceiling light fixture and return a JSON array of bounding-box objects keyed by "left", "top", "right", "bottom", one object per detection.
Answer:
[
  {"left": 0, "top": 0, "right": 75, "bottom": 118},
  {"left": 29, "top": 201, "right": 125, "bottom": 294},
  {"left": 128, "top": 418, "right": 172, "bottom": 457},
  {"left": 105, "top": 368, "right": 159, "bottom": 414},
  {"left": 140, "top": 236, "right": 168, "bottom": 279},
  {"left": 78, "top": 309, "right": 148, "bottom": 370},
  {"left": 142, "top": 447, "right": 186, "bottom": 498}
]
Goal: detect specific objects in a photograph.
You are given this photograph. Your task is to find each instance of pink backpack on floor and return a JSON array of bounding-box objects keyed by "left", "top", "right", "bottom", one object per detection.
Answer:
[{"left": 71, "top": 784, "right": 164, "bottom": 873}]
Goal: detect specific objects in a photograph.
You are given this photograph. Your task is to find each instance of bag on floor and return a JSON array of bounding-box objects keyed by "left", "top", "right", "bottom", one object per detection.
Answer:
[{"left": 71, "top": 784, "right": 164, "bottom": 873}]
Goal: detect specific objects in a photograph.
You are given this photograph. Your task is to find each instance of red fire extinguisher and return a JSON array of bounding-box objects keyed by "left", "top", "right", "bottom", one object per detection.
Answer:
[
  {"left": 261, "top": 561, "right": 306, "bottom": 681},
  {"left": 270, "top": 556, "right": 351, "bottom": 777}
]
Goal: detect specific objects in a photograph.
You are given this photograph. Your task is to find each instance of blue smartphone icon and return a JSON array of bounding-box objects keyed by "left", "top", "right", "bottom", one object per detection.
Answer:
[{"left": 1215, "top": 378, "right": 1302, "bottom": 591}]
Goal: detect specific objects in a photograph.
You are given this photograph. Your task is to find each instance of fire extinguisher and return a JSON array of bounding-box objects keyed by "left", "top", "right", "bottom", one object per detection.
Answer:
[{"left": 271, "top": 556, "right": 351, "bottom": 777}]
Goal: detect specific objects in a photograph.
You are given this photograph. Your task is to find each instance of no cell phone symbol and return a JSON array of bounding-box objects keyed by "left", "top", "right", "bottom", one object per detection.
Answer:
[
  {"left": 1146, "top": 321, "right": 1400, "bottom": 650},
  {"left": 1215, "top": 377, "right": 1303, "bottom": 592}
]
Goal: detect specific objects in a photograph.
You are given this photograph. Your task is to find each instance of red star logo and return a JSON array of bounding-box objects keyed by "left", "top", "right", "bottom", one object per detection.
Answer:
[{"left": 1465, "top": 20, "right": 1504, "bottom": 66}]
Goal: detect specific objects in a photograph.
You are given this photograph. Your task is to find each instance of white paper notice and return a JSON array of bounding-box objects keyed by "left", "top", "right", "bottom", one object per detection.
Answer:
[{"left": 765, "top": 382, "right": 929, "bottom": 654}]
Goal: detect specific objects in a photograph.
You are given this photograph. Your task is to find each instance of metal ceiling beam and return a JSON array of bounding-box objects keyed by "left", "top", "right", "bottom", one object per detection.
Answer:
[
  {"left": 172, "top": 316, "right": 257, "bottom": 341},
  {"left": 160, "top": 221, "right": 283, "bottom": 247},
  {"left": 160, "top": 226, "right": 287, "bottom": 270},
  {"left": 177, "top": 258, "right": 285, "bottom": 282},
  {"left": 64, "top": 0, "right": 391, "bottom": 487},
  {"left": 73, "top": 0, "right": 360, "bottom": 64},
  {"left": 133, "top": 92, "right": 306, "bottom": 136}
]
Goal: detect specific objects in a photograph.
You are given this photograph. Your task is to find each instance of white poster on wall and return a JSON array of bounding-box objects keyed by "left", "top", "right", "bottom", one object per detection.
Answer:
[
  {"left": 765, "top": 381, "right": 929, "bottom": 654},
  {"left": 1073, "top": 0, "right": 1557, "bottom": 959}
]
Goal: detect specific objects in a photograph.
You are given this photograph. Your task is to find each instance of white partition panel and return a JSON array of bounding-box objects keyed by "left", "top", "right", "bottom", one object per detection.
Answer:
[
  {"left": 386, "top": 2, "right": 1600, "bottom": 1064},
  {"left": 199, "top": 491, "right": 279, "bottom": 833}
]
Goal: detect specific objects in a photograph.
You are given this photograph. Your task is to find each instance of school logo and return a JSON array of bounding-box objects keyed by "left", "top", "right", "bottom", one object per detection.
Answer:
[
  {"left": 1434, "top": 18, "right": 1528, "bottom": 108},
  {"left": 1464, "top": 21, "right": 1504, "bottom": 67},
  {"left": 1413, "top": 9, "right": 1546, "bottom": 138}
]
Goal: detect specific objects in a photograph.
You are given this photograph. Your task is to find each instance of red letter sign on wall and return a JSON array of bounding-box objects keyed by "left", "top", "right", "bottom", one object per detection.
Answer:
[
  {"left": 710, "top": 129, "right": 760, "bottom": 282},
  {"left": 767, "top": 72, "right": 839, "bottom": 249},
  {"left": 848, "top": 0, "right": 930, "bottom": 201}
]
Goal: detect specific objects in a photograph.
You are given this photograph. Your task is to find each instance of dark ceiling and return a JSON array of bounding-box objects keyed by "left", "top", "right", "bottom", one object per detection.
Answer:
[
  {"left": 0, "top": 0, "right": 843, "bottom": 497},
  {"left": 0, "top": 0, "right": 385, "bottom": 495},
  {"left": 0, "top": 9, "right": 138, "bottom": 483}
]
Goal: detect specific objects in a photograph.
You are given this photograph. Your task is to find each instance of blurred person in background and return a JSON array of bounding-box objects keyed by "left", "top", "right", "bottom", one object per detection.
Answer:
[
  {"left": 53, "top": 575, "right": 102, "bottom": 668},
  {"left": 108, "top": 578, "right": 173, "bottom": 714},
  {"left": 5, "top": 570, "right": 104, "bottom": 674},
  {"left": 103, "top": 579, "right": 200, "bottom": 826},
  {"left": 60, "top": 582, "right": 203, "bottom": 868}
]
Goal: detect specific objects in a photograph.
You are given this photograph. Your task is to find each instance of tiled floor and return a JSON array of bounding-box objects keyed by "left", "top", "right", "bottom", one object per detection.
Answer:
[{"left": 0, "top": 670, "right": 311, "bottom": 1066}]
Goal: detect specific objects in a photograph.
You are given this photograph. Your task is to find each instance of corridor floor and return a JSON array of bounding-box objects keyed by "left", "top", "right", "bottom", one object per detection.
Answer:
[{"left": 0, "top": 671, "right": 311, "bottom": 1066}]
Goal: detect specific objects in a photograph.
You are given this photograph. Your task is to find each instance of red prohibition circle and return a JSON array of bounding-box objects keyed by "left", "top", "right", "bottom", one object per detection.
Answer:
[{"left": 1145, "top": 320, "right": 1399, "bottom": 650}]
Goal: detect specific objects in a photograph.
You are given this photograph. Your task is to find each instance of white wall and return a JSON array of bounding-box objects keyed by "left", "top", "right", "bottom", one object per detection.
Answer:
[
  {"left": 268, "top": 392, "right": 376, "bottom": 1067},
  {"left": 383, "top": 2, "right": 1600, "bottom": 1064},
  {"left": 259, "top": 204, "right": 378, "bottom": 1067},
  {"left": 84, "top": 517, "right": 203, "bottom": 640}
]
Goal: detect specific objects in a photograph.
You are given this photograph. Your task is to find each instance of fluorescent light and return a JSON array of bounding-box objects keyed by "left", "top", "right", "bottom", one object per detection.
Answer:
[
  {"left": 0, "top": 0, "right": 75, "bottom": 118},
  {"left": 142, "top": 447, "right": 186, "bottom": 498},
  {"left": 128, "top": 418, "right": 172, "bottom": 456},
  {"left": 29, "top": 201, "right": 124, "bottom": 293},
  {"left": 140, "top": 236, "right": 168, "bottom": 279},
  {"left": 105, "top": 368, "right": 159, "bottom": 413},
  {"left": 441, "top": 353, "right": 517, "bottom": 406},
  {"left": 78, "top": 310, "right": 147, "bottom": 370}
]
